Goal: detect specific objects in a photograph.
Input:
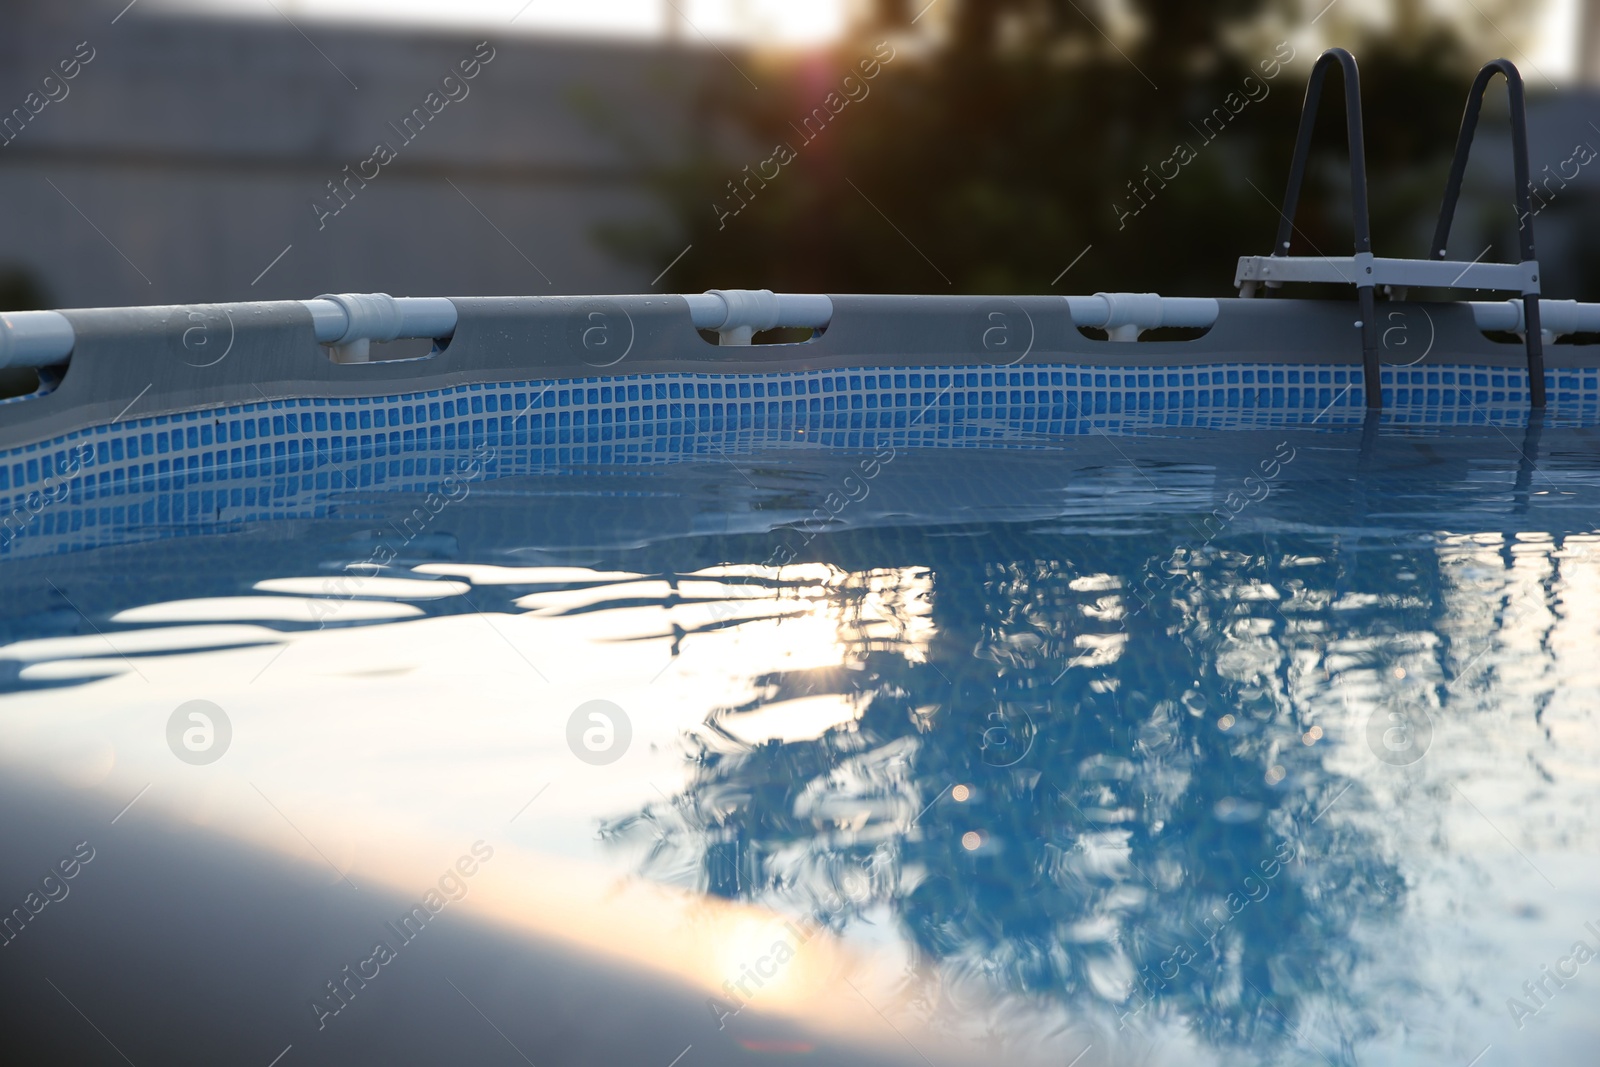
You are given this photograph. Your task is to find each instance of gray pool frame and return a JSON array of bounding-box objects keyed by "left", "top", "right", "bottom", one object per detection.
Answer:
[{"left": 3, "top": 287, "right": 1600, "bottom": 451}]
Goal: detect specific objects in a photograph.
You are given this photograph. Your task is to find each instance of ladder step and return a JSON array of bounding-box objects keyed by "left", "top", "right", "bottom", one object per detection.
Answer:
[{"left": 1236, "top": 255, "right": 1538, "bottom": 294}]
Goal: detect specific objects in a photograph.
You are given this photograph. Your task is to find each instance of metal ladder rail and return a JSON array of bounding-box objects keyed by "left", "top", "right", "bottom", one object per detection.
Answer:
[
  {"left": 1255, "top": 47, "right": 1384, "bottom": 409},
  {"left": 1429, "top": 59, "right": 1545, "bottom": 408}
]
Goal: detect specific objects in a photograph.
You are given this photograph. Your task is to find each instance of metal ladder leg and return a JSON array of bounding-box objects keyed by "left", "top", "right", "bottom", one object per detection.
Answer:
[
  {"left": 1269, "top": 48, "right": 1382, "bottom": 409},
  {"left": 1431, "top": 59, "right": 1546, "bottom": 408},
  {"left": 1358, "top": 285, "right": 1381, "bottom": 408}
]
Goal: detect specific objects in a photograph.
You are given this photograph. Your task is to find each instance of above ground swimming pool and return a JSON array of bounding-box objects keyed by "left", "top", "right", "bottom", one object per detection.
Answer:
[{"left": 2, "top": 46, "right": 1598, "bottom": 1067}]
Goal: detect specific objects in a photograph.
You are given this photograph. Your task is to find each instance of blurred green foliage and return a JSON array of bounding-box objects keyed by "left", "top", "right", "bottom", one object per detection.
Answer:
[{"left": 603, "top": 0, "right": 1542, "bottom": 297}]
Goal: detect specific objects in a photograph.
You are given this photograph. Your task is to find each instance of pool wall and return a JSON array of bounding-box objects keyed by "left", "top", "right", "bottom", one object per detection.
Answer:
[
  {"left": 0, "top": 294, "right": 1592, "bottom": 449},
  {"left": 0, "top": 359, "right": 1584, "bottom": 559}
]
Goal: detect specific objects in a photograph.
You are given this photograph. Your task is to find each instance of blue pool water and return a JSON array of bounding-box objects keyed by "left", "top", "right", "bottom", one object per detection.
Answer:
[{"left": 1, "top": 401, "right": 1598, "bottom": 1066}]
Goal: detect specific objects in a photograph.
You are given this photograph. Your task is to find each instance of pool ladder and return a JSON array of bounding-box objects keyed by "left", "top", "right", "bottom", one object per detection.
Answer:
[{"left": 1235, "top": 49, "right": 1547, "bottom": 409}]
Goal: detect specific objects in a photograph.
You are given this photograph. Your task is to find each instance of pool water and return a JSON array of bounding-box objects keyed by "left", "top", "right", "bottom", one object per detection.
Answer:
[{"left": 1, "top": 417, "right": 1598, "bottom": 1066}]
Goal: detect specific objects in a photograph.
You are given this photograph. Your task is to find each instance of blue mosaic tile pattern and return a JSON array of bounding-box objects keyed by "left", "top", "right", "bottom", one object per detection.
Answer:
[{"left": 0, "top": 361, "right": 1595, "bottom": 558}]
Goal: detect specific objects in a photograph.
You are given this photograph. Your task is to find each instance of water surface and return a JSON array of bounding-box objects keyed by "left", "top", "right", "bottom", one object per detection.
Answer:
[{"left": 2, "top": 420, "right": 1597, "bottom": 1066}]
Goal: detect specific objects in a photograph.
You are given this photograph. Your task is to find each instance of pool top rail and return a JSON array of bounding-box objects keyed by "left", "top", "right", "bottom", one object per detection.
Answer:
[{"left": 4, "top": 288, "right": 1597, "bottom": 373}]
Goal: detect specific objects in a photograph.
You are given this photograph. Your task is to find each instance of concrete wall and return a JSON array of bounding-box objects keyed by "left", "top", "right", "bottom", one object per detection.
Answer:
[{"left": 0, "top": 2, "right": 725, "bottom": 310}]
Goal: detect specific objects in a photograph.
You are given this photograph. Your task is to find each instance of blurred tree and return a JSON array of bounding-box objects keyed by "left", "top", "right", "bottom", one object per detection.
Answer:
[{"left": 600, "top": 0, "right": 1547, "bottom": 299}]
